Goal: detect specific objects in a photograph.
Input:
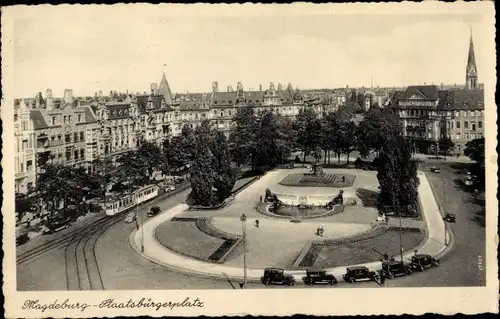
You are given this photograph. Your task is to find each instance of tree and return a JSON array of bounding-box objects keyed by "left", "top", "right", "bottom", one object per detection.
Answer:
[
  {"left": 190, "top": 122, "right": 216, "bottom": 206},
  {"left": 210, "top": 130, "right": 235, "bottom": 202},
  {"left": 229, "top": 105, "right": 259, "bottom": 169},
  {"left": 464, "top": 138, "right": 485, "bottom": 166},
  {"left": 116, "top": 151, "right": 149, "bottom": 192},
  {"left": 340, "top": 120, "right": 358, "bottom": 165},
  {"left": 254, "top": 111, "right": 295, "bottom": 170},
  {"left": 137, "top": 141, "right": 163, "bottom": 178},
  {"left": 438, "top": 136, "right": 454, "bottom": 159},
  {"left": 294, "top": 108, "right": 318, "bottom": 163},
  {"left": 166, "top": 124, "right": 197, "bottom": 171},
  {"left": 357, "top": 108, "right": 402, "bottom": 154}
]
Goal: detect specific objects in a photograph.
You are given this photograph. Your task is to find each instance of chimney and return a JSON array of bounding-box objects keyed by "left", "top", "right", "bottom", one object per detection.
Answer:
[
  {"left": 237, "top": 82, "right": 243, "bottom": 92},
  {"left": 35, "top": 92, "right": 41, "bottom": 108},
  {"left": 63, "top": 89, "right": 74, "bottom": 105},
  {"left": 441, "top": 83, "right": 443, "bottom": 90},
  {"left": 212, "top": 81, "right": 219, "bottom": 93},
  {"left": 46, "top": 88, "right": 53, "bottom": 110},
  {"left": 259, "top": 84, "right": 262, "bottom": 91},
  {"left": 151, "top": 83, "right": 158, "bottom": 95}
]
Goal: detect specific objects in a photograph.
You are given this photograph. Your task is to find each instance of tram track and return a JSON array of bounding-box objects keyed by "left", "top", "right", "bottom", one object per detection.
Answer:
[{"left": 65, "top": 215, "right": 123, "bottom": 290}]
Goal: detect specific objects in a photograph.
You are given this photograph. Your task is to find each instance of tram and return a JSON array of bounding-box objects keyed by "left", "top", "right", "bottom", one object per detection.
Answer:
[{"left": 105, "top": 184, "right": 159, "bottom": 216}]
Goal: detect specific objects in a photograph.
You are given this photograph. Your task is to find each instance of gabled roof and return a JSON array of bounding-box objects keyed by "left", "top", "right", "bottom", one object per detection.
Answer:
[
  {"left": 403, "top": 85, "right": 439, "bottom": 100},
  {"left": 30, "top": 110, "right": 49, "bottom": 129}
]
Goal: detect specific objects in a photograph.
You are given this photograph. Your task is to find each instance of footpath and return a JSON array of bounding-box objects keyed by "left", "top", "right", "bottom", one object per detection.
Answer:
[{"left": 130, "top": 172, "right": 451, "bottom": 284}]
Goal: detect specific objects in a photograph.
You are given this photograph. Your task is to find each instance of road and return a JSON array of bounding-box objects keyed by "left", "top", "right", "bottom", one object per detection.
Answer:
[{"left": 17, "top": 160, "right": 485, "bottom": 290}]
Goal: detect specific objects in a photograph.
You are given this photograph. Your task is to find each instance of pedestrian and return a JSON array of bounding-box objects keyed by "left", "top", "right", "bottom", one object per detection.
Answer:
[
  {"left": 380, "top": 273, "right": 386, "bottom": 286},
  {"left": 260, "top": 195, "right": 263, "bottom": 202},
  {"left": 255, "top": 219, "right": 260, "bottom": 228},
  {"left": 341, "top": 176, "right": 346, "bottom": 183},
  {"left": 320, "top": 226, "right": 324, "bottom": 237},
  {"left": 316, "top": 227, "right": 321, "bottom": 236}
]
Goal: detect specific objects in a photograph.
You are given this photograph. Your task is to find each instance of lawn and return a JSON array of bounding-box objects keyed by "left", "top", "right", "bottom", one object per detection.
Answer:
[{"left": 313, "top": 229, "right": 425, "bottom": 268}]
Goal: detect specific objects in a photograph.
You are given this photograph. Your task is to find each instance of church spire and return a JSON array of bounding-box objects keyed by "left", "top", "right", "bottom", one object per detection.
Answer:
[
  {"left": 466, "top": 27, "right": 478, "bottom": 90},
  {"left": 158, "top": 69, "right": 173, "bottom": 105}
]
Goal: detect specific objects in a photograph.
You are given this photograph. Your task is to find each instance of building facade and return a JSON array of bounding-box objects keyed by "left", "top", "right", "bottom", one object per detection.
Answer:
[{"left": 389, "top": 33, "right": 484, "bottom": 155}]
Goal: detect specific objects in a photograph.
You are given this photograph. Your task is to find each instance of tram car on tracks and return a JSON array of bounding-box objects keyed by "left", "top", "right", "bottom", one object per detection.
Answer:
[{"left": 105, "top": 184, "right": 159, "bottom": 216}]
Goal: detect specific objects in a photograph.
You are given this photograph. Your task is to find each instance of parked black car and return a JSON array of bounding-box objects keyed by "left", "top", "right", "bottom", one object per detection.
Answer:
[
  {"left": 147, "top": 206, "right": 161, "bottom": 217},
  {"left": 409, "top": 254, "right": 440, "bottom": 271},
  {"left": 303, "top": 268, "right": 337, "bottom": 286},
  {"left": 343, "top": 266, "right": 379, "bottom": 283},
  {"left": 444, "top": 213, "right": 456, "bottom": 223},
  {"left": 381, "top": 261, "right": 412, "bottom": 279},
  {"left": 261, "top": 268, "right": 295, "bottom": 286}
]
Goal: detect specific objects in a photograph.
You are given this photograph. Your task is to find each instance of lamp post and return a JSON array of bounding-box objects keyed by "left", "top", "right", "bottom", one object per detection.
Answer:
[
  {"left": 240, "top": 213, "right": 247, "bottom": 288},
  {"left": 443, "top": 180, "right": 448, "bottom": 246}
]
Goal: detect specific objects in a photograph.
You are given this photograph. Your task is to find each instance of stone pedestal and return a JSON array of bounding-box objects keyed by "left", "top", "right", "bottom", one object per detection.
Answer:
[{"left": 312, "top": 164, "right": 324, "bottom": 176}]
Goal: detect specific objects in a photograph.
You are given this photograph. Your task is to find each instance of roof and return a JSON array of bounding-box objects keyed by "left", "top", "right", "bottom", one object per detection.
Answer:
[
  {"left": 211, "top": 92, "right": 237, "bottom": 107},
  {"left": 82, "top": 106, "right": 97, "bottom": 123},
  {"left": 30, "top": 110, "right": 49, "bottom": 129},
  {"left": 442, "top": 89, "right": 484, "bottom": 110},
  {"left": 403, "top": 85, "right": 440, "bottom": 100},
  {"left": 106, "top": 103, "right": 132, "bottom": 119},
  {"left": 158, "top": 73, "right": 173, "bottom": 105},
  {"left": 347, "top": 266, "right": 368, "bottom": 271},
  {"left": 136, "top": 95, "right": 175, "bottom": 113},
  {"left": 245, "top": 91, "right": 265, "bottom": 105}
]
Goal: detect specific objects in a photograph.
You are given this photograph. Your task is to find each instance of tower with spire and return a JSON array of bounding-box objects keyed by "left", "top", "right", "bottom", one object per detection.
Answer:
[
  {"left": 158, "top": 71, "right": 173, "bottom": 105},
  {"left": 466, "top": 27, "right": 478, "bottom": 90}
]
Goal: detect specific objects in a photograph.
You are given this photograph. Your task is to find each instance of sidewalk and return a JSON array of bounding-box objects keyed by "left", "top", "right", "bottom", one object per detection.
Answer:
[{"left": 130, "top": 172, "right": 450, "bottom": 284}]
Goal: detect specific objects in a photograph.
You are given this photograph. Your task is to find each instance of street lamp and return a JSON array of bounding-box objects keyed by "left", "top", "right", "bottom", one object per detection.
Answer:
[
  {"left": 135, "top": 193, "right": 144, "bottom": 253},
  {"left": 240, "top": 213, "right": 247, "bottom": 288}
]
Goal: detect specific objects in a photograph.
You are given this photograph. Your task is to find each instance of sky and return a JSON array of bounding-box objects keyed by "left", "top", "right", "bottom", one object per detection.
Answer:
[{"left": 8, "top": 4, "right": 491, "bottom": 98}]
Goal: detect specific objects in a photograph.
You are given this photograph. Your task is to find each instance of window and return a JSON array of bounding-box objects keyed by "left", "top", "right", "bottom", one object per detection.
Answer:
[
  {"left": 465, "top": 133, "right": 469, "bottom": 140},
  {"left": 74, "top": 150, "right": 79, "bottom": 160},
  {"left": 80, "top": 149, "right": 84, "bottom": 159},
  {"left": 22, "top": 140, "right": 28, "bottom": 150},
  {"left": 471, "top": 111, "right": 475, "bottom": 117},
  {"left": 74, "top": 132, "right": 78, "bottom": 142},
  {"left": 66, "top": 149, "right": 71, "bottom": 161},
  {"left": 68, "top": 115, "right": 72, "bottom": 123},
  {"left": 52, "top": 116, "right": 56, "bottom": 125},
  {"left": 456, "top": 121, "right": 461, "bottom": 129},
  {"left": 471, "top": 133, "right": 476, "bottom": 140},
  {"left": 27, "top": 160, "right": 33, "bottom": 172},
  {"left": 65, "top": 134, "right": 71, "bottom": 143},
  {"left": 478, "top": 121, "right": 482, "bottom": 128},
  {"left": 464, "top": 121, "right": 468, "bottom": 129},
  {"left": 456, "top": 133, "right": 461, "bottom": 140},
  {"left": 80, "top": 132, "right": 84, "bottom": 141},
  {"left": 78, "top": 114, "right": 82, "bottom": 122},
  {"left": 21, "top": 121, "right": 27, "bottom": 131},
  {"left": 20, "top": 162, "right": 24, "bottom": 172},
  {"left": 472, "top": 123, "right": 476, "bottom": 131}
]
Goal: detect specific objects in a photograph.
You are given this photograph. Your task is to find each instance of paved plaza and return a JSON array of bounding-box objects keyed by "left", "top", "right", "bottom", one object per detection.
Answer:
[{"left": 130, "top": 168, "right": 447, "bottom": 282}]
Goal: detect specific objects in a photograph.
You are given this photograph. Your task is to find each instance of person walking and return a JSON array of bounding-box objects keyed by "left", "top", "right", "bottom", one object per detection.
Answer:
[{"left": 380, "top": 273, "right": 386, "bottom": 287}]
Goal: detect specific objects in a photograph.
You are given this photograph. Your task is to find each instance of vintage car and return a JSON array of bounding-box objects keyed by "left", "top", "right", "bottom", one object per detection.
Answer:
[
  {"left": 410, "top": 254, "right": 440, "bottom": 271},
  {"left": 147, "top": 206, "right": 161, "bottom": 217},
  {"left": 444, "top": 213, "right": 457, "bottom": 223},
  {"left": 261, "top": 268, "right": 295, "bottom": 286},
  {"left": 381, "top": 261, "right": 412, "bottom": 279},
  {"left": 303, "top": 268, "right": 337, "bottom": 286},
  {"left": 430, "top": 166, "right": 441, "bottom": 173},
  {"left": 164, "top": 185, "right": 176, "bottom": 192},
  {"left": 16, "top": 232, "right": 30, "bottom": 246},
  {"left": 124, "top": 212, "right": 137, "bottom": 223},
  {"left": 343, "top": 266, "right": 379, "bottom": 283},
  {"left": 42, "top": 217, "right": 71, "bottom": 234}
]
